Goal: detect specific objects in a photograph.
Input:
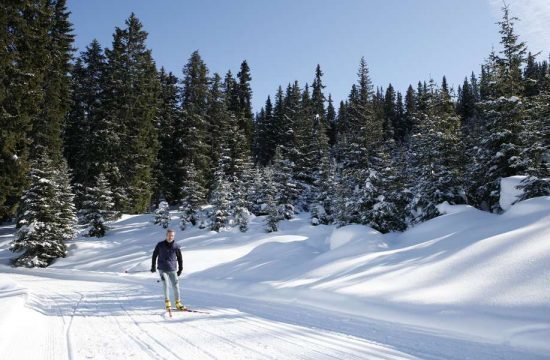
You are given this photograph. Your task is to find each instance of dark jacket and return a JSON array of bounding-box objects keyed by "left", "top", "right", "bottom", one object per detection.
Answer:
[{"left": 152, "top": 240, "right": 182, "bottom": 272}]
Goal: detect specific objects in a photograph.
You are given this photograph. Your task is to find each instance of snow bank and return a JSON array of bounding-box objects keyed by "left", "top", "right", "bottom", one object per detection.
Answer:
[
  {"left": 327, "top": 224, "right": 387, "bottom": 251},
  {"left": 500, "top": 175, "right": 526, "bottom": 211}
]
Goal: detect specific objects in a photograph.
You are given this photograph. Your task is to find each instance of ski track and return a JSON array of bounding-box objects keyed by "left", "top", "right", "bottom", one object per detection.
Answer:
[
  {"left": 217, "top": 306, "right": 414, "bottom": 360},
  {"left": 117, "top": 295, "right": 216, "bottom": 359},
  {"left": 3, "top": 271, "right": 547, "bottom": 360}
]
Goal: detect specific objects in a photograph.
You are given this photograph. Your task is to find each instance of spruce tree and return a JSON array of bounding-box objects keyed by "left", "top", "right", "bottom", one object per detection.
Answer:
[
  {"left": 180, "top": 162, "right": 207, "bottom": 230},
  {"left": 100, "top": 14, "right": 160, "bottom": 213},
  {"left": 155, "top": 68, "right": 183, "bottom": 204},
  {"left": 180, "top": 51, "right": 211, "bottom": 198},
  {"left": 1, "top": 1, "right": 46, "bottom": 220},
  {"left": 263, "top": 168, "right": 279, "bottom": 232},
  {"left": 407, "top": 79, "right": 465, "bottom": 223},
  {"left": 154, "top": 200, "right": 171, "bottom": 229},
  {"left": 81, "top": 173, "right": 116, "bottom": 237},
  {"left": 30, "top": 0, "right": 74, "bottom": 163},
  {"left": 209, "top": 145, "right": 232, "bottom": 232},
  {"left": 326, "top": 94, "right": 337, "bottom": 147},
  {"left": 10, "top": 153, "right": 76, "bottom": 267},
  {"left": 65, "top": 39, "right": 106, "bottom": 207},
  {"left": 471, "top": 6, "right": 529, "bottom": 212},
  {"left": 237, "top": 60, "right": 254, "bottom": 147}
]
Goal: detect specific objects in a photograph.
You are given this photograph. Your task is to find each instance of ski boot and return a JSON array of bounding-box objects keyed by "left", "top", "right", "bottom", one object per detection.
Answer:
[
  {"left": 175, "top": 299, "right": 187, "bottom": 311},
  {"left": 165, "top": 299, "right": 171, "bottom": 310}
]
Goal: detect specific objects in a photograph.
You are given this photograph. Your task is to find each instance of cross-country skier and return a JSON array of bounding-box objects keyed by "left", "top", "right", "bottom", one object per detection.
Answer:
[{"left": 151, "top": 229, "right": 186, "bottom": 310}]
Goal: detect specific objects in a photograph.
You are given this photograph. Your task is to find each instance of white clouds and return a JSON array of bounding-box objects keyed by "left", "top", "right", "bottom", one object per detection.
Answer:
[{"left": 489, "top": 0, "right": 550, "bottom": 56}]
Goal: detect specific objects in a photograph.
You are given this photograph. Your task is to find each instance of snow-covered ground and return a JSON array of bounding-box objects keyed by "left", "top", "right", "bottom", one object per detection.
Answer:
[{"left": 0, "top": 194, "right": 549, "bottom": 359}]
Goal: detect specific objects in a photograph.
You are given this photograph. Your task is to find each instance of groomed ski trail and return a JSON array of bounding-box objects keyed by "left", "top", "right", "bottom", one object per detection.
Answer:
[
  {"left": 2, "top": 271, "right": 417, "bottom": 360},
  {"left": 1, "top": 270, "right": 546, "bottom": 360}
]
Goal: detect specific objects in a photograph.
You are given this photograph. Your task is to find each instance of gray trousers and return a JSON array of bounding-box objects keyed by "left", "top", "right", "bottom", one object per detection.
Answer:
[{"left": 159, "top": 270, "right": 181, "bottom": 302}]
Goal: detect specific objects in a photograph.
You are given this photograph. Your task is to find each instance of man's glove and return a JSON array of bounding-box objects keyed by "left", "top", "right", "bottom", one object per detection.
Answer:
[
  {"left": 177, "top": 269, "right": 182, "bottom": 276},
  {"left": 150, "top": 267, "right": 156, "bottom": 273}
]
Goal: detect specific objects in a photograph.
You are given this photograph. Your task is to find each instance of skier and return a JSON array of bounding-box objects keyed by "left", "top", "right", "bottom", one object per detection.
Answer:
[{"left": 151, "top": 228, "right": 186, "bottom": 311}]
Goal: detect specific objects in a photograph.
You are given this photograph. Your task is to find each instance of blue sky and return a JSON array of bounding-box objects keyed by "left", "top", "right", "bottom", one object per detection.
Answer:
[{"left": 68, "top": 0, "right": 549, "bottom": 112}]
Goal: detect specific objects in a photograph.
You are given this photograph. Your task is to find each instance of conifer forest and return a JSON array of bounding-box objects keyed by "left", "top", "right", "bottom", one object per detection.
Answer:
[{"left": 1, "top": 1, "right": 548, "bottom": 267}]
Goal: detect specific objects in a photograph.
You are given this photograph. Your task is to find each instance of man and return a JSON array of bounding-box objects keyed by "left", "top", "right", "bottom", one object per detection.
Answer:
[{"left": 151, "top": 229, "right": 186, "bottom": 310}]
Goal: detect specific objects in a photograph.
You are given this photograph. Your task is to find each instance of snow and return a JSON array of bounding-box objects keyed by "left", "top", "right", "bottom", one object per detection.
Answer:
[
  {"left": 500, "top": 175, "right": 526, "bottom": 210},
  {"left": 0, "top": 194, "right": 549, "bottom": 359}
]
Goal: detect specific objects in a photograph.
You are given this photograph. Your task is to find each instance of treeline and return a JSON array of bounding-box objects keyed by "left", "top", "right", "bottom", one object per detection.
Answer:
[{"left": 1, "top": 2, "right": 548, "bottom": 267}]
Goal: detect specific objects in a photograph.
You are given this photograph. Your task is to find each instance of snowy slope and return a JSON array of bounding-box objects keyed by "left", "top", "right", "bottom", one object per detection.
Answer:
[{"left": 0, "top": 195, "right": 549, "bottom": 359}]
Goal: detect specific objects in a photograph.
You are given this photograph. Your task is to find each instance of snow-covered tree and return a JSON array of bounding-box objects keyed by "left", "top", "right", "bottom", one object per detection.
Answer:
[
  {"left": 264, "top": 168, "right": 279, "bottom": 232},
  {"left": 154, "top": 200, "right": 171, "bottom": 229},
  {"left": 10, "top": 154, "right": 76, "bottom": 267},
  {"left": 407, "top": 79, "right": 465, "bottom": 223},
  {"left": 81, "top": 173, "right": 116, "bottom": 237},
  {"left": 180, "top": 162, "right": 206, "bottom": 230}
]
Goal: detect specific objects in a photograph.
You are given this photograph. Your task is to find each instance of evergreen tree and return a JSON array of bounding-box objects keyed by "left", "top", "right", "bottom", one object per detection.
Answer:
[
  {"left": 100, "top": 14, "right": 160, "bottom": 213},
  {"left": 10, "top": 153, "right": 76, "bottom": 267},
  {"left": 81, "top": 173, "right": 116, "bottom": 237},
  {"left": 254, "top": 96, "right": 275, "bottom": 165},
  {"left": 492, "top": 4, "right": 527, "bottom": 98},
  {"left": 272, "top": 146, "right": 298, "bottom": 219},
  {"left": 180, "top": 51, "right": 211, "bottom": 197},
  {"left": 209, "top": 145, "right": 232, "bottom": 232},
  {"left": 403, "top": 85, "right": 417, "bottom": 141},
  {"left": 154, "top": 68, "right": 183, "bottom": 204},
  {"left": 516, "top": 83, "right": 550, "bottom": 201},
  {"left": 326, "top": 94, "right": 337, "bottom": 147},
  {"left": 64, "top": 40, "right": 106, "bottom": 206},
  {"left": 153, "top": 200, "right": 171, "bottom": 229},
  {"left": 341, "top": 57, "right": 380, "bottom": 168},
  {"left": 208, "top": 73, "right": 230, "bottom": 168},
  {"left": 1, "top": 1, "right": 48, "bottom": 220},
  {"left": 30, "top": 0, "right": 74, "bottom": 163},
  {"left": 54, "top": 159, "right": 78, "bottom": 241},
  {"left": 407, "top": 78, "right": 465, "bottom": 223},
  {"left": 180, "top": 162, "right": 207, "bottom": 230},
  {"left": 383, "top": 84, "right": 397, "bottom": 141},
  {"left": 263, "top": 168, "right": 279, "bottom": 232},
  {"left": 471, "top": 6, "right": 529, "bottom": 211},
  {"left": 236, "top": 60, "right": 254, "bottom": 147}
]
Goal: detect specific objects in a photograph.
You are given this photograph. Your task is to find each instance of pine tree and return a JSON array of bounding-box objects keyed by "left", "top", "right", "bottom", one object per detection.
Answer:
[
  {"left": 64, "top": 40, "right": 106, "bottom": 207},
  {"left": 208, "top": 73, "right": 230, "bottom": 168},
  {"left": 326, "top": 94, "right": 337, "bottom": 147},
  {"left": 341, "top": 57, "right": 380, "bottom": 168},
  {"left": 54, "top": 159, "right": 78, "bottom": 241},
  {"left": 516, "top": 81, "right": 550, "bottom": 200},
  {"left": 10, "top": 153, "right": 75, "bottom": 267},
  {"left": 154, "top": 200, "right": 171, "bottom": 229},
  {"left": 407, "top": 78, "right": 465, "bottom": 223},
  {"left": 1, "top": 1, "right": 46, "bottom": 220},
  {"left": 100, "top": 14, "right": 160, "bottom": 214},
  {"left": 180, "top": 51, "right": 211, "bottom": 197},
  {"left": 383, "top": 84, "right": 397, "bottom": 141},
  {"left": 272, "top": 146, "right": 298, "bottom": 219},
  {"left": 155, "top": 68, "right": 183, "bottom": 204},
  {"left": 30, "top": 0, "right": 74, "bottom": 163},
  {"left": 180, "top": 162, "right": 207, "bottom": 230},
  {"left": 471, "top": 6, "right": 529, "bottom": 212},
  {"left": 209, "top": 145, "right": 232, "bottom": 232},
  {"left": 263, "top": 168, "right": 279, "bottom": 232},
  {"left": 81, "top": 173, "right": 116, "bottom": 237},
  {"left": 236, "top": 60, "right": 254, "bottom": 147}
]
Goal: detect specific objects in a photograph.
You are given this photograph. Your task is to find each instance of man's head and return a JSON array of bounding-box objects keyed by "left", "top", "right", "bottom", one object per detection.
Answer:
[{"left": 166, "top": 229, "right": 175, "bottom": 242}]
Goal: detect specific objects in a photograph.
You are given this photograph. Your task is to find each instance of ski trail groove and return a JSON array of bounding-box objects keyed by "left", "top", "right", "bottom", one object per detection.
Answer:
[
  {"left": 117, "top": 296, "right": 215, "bottom": 359},
  {"left": 162, "top": 314, "right": 278, "bottom": 360},
  {"left": 64, "top": 292, "right": 84, "bottom": 360}
]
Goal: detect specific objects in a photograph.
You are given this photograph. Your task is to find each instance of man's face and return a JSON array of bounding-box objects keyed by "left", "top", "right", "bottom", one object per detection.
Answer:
[{"left": 166, "top": 231, "right": 175, "bottom": 242}]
